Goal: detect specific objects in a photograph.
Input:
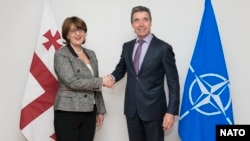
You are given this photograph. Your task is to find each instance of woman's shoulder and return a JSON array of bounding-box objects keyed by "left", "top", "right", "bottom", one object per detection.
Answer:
[
  {"left": 55, "top": 45, "right": 69, "bottom": 54},
  {"left": 83, "top": 47, "right": 96, "bottom": 56},
  {"left": 54, "top": 46, "right": 74, "bottom": 58},
  {"left": 83, "top": 47, "right": 94, "bottom": 53}
]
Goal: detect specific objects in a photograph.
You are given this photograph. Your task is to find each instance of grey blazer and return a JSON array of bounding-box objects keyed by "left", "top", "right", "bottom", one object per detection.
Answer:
[{"left": 54, "top": 45, "right": 106, "bottom": 114}]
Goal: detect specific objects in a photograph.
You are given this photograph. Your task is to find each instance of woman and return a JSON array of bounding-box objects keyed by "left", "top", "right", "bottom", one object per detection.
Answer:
[{"left": 53, "top": 16, "right": 106, "bottom": 141}]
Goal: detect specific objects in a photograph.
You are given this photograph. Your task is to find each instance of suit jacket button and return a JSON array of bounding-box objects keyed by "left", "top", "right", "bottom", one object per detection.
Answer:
[{"left": 84, "top": 95, "right": 87, "bottom": 98}]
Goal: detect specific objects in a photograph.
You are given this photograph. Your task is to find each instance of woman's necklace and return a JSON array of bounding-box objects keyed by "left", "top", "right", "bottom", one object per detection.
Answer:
[{"left": 75, "top": 48, "right": 83, "bottom": 54}]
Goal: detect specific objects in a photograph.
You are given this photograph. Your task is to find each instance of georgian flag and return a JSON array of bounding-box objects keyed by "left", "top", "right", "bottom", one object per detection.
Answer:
[
  {"left": 178, "top": 0, "right": 234, "bottom": 141},
  {"left": 20, "top": 0, "right": 62, "bottom": 140}
]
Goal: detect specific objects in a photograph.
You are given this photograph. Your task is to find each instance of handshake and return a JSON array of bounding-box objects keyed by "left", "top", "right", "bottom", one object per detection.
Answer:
[{"left": 102, "top": 74, "right": 115, "bottom": 88}]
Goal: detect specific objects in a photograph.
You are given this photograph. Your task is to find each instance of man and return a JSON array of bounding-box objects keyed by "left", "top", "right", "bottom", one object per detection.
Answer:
[{"left": 106, "top": 5, "right": 180, "bottom": 141}]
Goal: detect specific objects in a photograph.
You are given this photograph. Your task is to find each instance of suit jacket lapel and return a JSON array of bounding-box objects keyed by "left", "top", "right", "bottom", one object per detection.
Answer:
[
  {"left": 139, "top": 36, "right": 157, "bottom": 74},
  {"left": 85, "top": 49, "right": 97, "bottom": 77},
  {"left": 127, "top": 40, "right": 137, "bottom": 75}
]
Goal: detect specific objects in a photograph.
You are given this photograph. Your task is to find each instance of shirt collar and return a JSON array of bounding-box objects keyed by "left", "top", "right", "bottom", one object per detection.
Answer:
[{"left": 136, "top": 33, "right": 153, "bottom": 44}]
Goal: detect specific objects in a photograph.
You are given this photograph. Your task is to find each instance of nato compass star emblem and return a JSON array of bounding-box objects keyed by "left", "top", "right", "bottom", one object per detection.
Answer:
[{"left": 180, "top": 65, "right": 233, "bottom": 124}]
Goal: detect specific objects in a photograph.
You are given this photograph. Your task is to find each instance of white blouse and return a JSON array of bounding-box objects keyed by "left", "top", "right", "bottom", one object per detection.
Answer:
[{"left": 86, "top": 64, "right": 94, "bottom": 76}]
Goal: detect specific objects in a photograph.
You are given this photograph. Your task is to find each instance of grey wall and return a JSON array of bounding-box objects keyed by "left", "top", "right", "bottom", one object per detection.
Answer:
[{"left": 0, "top": 0, "right": 250, "bottom": 140}]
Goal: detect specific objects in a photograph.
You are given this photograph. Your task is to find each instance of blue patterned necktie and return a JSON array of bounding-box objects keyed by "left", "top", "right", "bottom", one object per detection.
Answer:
[{"left": 134, "top": 40, "right": 145, "bottom": 75}]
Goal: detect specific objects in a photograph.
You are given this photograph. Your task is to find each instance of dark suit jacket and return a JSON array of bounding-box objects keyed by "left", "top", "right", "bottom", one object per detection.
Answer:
[{"left": 112, "top": 35, "right": 180, "bottom": 121}]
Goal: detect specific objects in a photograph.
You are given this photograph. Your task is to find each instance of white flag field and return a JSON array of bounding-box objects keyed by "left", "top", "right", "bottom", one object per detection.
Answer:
[{"left": 20, "top": 0, "right": 62, "bottom": 140}]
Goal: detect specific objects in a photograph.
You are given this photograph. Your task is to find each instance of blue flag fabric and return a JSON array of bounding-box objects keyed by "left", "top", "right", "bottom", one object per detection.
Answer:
[{"left": 178, "top": 0, "right": 234, "bottom": 141}]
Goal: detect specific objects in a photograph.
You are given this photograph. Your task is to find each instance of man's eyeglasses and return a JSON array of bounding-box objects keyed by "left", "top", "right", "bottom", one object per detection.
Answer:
[{"left": 69, "top": 29, "right": 84, "bottom": 34}]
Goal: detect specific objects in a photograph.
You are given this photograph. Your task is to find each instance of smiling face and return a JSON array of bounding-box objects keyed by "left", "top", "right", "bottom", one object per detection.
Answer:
[
  {"left": 61, "top": 16, "right": 87, "bottom": 46},
  {"left": 67, "top": 24, "right": 85, "bottom": 48},
  {"left": 131, "top": 11, "right": 152, "bottom": 39}
]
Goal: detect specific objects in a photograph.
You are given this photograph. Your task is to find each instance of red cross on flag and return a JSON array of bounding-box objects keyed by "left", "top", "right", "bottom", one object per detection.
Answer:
[{"left": 20, "top": 0, "right": 62, "bottom": 140}]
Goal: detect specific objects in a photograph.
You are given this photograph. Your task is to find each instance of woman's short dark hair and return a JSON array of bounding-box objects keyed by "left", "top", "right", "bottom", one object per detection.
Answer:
[{"left": 61, "top": 16, "right": 87, "bottom": 44}]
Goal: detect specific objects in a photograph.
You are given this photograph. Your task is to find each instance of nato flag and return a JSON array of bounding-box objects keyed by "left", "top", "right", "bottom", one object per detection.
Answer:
[{"left": 178, "top": 0, "right": 234, "bottom": 141}]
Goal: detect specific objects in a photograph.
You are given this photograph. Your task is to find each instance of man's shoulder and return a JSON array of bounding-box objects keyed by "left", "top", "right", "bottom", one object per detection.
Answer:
[
  {"left": 124, "top": 38, "right": 136, "bottom": 44},
  {"left": 122, "top": 39, "right": 136, "bottom": 48},
  {"left": 151, "top": 35, "right": 172, "bottom": 47}
]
